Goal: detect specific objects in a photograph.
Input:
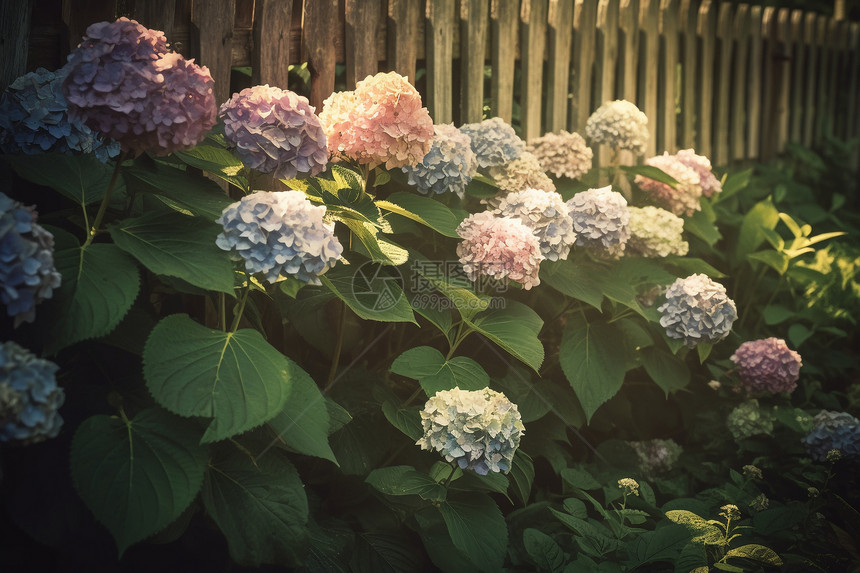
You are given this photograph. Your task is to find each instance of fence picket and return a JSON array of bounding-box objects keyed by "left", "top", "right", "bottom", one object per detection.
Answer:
[
  {"left": 520, "top": 0, "right": 549, "bottom": 139},
  {"left": 191, "top": 0, "right": 236, "bottom": 105},
  {"left": 731, "top": 4, "right": 750, "bottom": 160},
  {"left": 387, "top": 0, "right": 421, "bottom": 83},
  {"left": 789, "top": 10, "right": 805, "bottom": 145},
  {"left": 747, "top": 6, "right": 763, "bottom": 157},
  {"left": 491, "top": 0, "right": 519, "bottom": 123},
  {"left": 546, "top": 0, "right": 574, "bottom": 133},
  {"left": 596, "top": 0, "right": 619, "bottom": 164},
  {"left": 638, "top": 0, "right": 659, "bottom": 156},
  {"left": 426, "top": 0, "right": 456, "bottom": 123},
  {"left": 660, "top": 0, "right": 680, "bottom": 154},
  {"left": 302, "top": 0, "right": 338, "bottom": 112},
  {"left": 460, "top": 0, "right": 489, "bottom": 124},
  {"left": 802, "top": 11, "right": 817, "bottom": 147},
  {"left": 252, "top": 0, "right": 292, "bottom": 88},
  {"left": 571, "top": 0, "right": 597, "bottom": 132},
  {"left": 345, "top": 0, "right": 381, "bottom": 88},
  {"left": 696, "top": 0, "right": 716, "bottom": 158},
  {"left": 714, "top": 2, "right": 733, "bottom": 165}
]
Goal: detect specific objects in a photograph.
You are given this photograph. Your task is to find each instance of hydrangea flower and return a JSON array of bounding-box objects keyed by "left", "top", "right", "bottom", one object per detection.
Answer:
[
  {"left": 319, "top": 72, "right": 433, "bottom": 169},
  {"left": 585, "top": 100, "right": 649, "bottom": 155},
  {"left": 0, "top": 341, "right": 64, "bottom": 445},
  {"left": 802, "top": 410, "right": 860, "bottom": 461},
  {"left": 675, "top": 149, "right": 722, "bottom": 198},
  {"left": 215, "top": 190, "right": 343, "bottom": 285},
  {"left": 487, "top": 151, "right": 556, "bottom": 194},
  {"left": 617, "top": 478, "right": 640, "bottom": 497},
  {"left": 486, "top": 188, "right": 576, "bottom": 262},
  {"left": 416, "top": 387, "right": 524, "bottom": 475},
  {"left": 460, "top": 117, "right": 525, "bottom": 169},
  {"left": 456, "top": 211, "right": 544, "bottom": 290},
  {"left": 566, "top": 186, "right": 631, "bottom": 258},
  {"left": 526, "top": 130, "right": 593, "bottom": 179},
  {"left": 0, "top": 67, "right": 120, "bottom": 161},
  {"left": 629, "top": 438, "right": 682, "bottom": 476},
  {"left": 727, "top": 400, "right": 774, "bottom": 441},
  {"left": 62, "top": 17, "right": 217, "bottom": 156},
  {"left": 401, "top": 123, "right": 477, "bottom": 198},
  {"left": 0, "top": 193, "right": 62, "bottom": 326},
  {"left": 220, "top": 85, "right": 327, "bottom": 179},
  {"left": 635, "top": 153, "right": 703, "bottom": 217},
  {"left": 627, "top": 206, "right": 689, "bottom": 258},
  {"left": 658, "top": 274, "right": 737, "bottom": 347},
  {"left": 731, "top": 338, "right": 802, "bottom": 395}
]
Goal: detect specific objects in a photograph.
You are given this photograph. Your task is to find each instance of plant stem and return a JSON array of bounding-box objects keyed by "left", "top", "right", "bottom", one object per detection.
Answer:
[
  {"left": 441, "top": 463, "right": 457, "bottom": 488},
  {"left": 230, "top": 287, "right": 251, "bottom": 332},
  {"left": 219, "top": 292, "right": 226, "bottom": 332},
  {"left": 326, "top": 299, "right": 347, "bottom": 389},
  {"left": 84, "top": 151, "right": 127, "bottom": 247}
]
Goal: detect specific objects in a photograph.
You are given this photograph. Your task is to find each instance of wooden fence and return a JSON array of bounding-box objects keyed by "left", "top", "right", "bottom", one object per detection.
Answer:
[{"left": 4, "top": 0, "right": 860, "bottom": 166}]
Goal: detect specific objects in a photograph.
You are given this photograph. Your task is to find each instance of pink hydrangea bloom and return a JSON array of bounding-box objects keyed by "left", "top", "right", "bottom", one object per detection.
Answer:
[
  {"left": 319, "top": 72, "right": 433, "bottom": 169},
  {"left": 526, "top": 130, "right": 593, "bottom": 180},
  {"left": 635, "top": 153, "right": 703, "bottom": 217},
  {"left": 676, "top": 149, "right": 722, "bottom": 198},
  {"left": 731, "top": 338, "right": 802, "bottom": 394},
  {"left": 456, "top": 211, "right": 544, "bottom": 290}
]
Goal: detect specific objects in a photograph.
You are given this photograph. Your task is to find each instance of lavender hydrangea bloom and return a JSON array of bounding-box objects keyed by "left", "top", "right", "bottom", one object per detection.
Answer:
[
  {"left": 566, "top": 186, "right": 631, "bottom": 258},
  {"left": 731, "top": 338, "right": 802, "bottom": 394},
  {"left": 727, "top": 399, "right": 774, "bottom": 441},
  {"left": 0, "top": 68, "right": 120, "bottom": 162},
  {"left": 62, "top": 18, "right": 217, "bottom": 156},
  {"left": 402, "top": 124, "right": 478, "bottom": 197},
  {"left": 658, "top": 274, "right": 737, "bottom": 347},
  {"left": 585, "top": 100, "right": 649, "bottom": 155},
  {"left": 676, "top": 149, "right": 722, "bottom": 198},
  {"left": 215, "top": 190, "right": 343, "bottom": 285},
  {"left": 526, "top": 130, "right": 593, "bottom": 179},
  {"left": 416, "top": 388, "right": 525, "bottom": 475},
  {"left": 460, "top": 117, "right": 525, "bottom": 169},
  {"left": 0, "top": 193, "right": 62, "bottom": 326},
  {"left": 803, "top": 411, "right": 860, "bottom": 461},
  {"left": 0, "top": 341, "right": 64, "bottom": 445},
  {"left": 220, "top": 85, "right": 328, "bottom": 179},
  {"left": 487, "top": 188, "right": 577, "bottom": 261}
]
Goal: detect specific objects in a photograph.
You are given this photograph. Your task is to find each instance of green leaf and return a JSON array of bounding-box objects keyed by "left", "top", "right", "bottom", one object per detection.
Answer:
[
  {"left": 661, "top": 256, "right": 726, "bottom": 278},
  {"left": 44, "top": 244, "right": 140, "bottom": 353},
  {"left": 717, "top": 168, "right": 752, "bottom": 202},
  {"left": 624, "top": 525, "right": 689, "bottom": 568},
  {"left": 381, "top": 402, "right": 422, "bottom": 441},
  {"left": 641, "top": 347, "right": 690, "bottom": 395},
  {"left": 684, "top": 207, "right": 722, "bottom": 247},
  {"left": 665, "top": 510, "right": 724, "bottom": 545},
  {"left": 70, "top": 408, "right": 207, "bottom": 555},
  {"left": 352, "top": 531, "right": 425, "bottom": 573},
  {"left": 493, "top": 366, "right": 552, "bottom": 422},
  {"left": 736, "top": 199, "right": 779, "bottom": 263},
  {"left": 266, "top": 363, "right": 337, "bottom": 464},
  {"left": 408, "top": 249, "right": 489, "bottom": 320},
  {"left": 523, "top": 528, "right": 566, "bottom": 573},
  {"left": 439, "top": 493, "right": 508, "bottom": 573},
  {"left": 343, "top": 219, "right": 409, "bottom": 265},
  {"left": 464, "top": 300, "right": 544, "bottom": 372},
  {"left": 376, "top": 192, "right": 463, "bottom": 237},
  {"left": 510, "top": 450, "right": 535, "bottom": 505},
  {"left": 559, "top": 316, "right": 628, "bottom": 423},
  {"left": 747, "top": 250, "right": 789, "bottom": 274},
  {"left": 108, "top": 211, "right": 235, "bottom": 295},
  {"left": 174, "top": 145, "right": 248, "bottom": 190},
  {"left": 724, "top": 544, "right": 783, "bottom": 565},
  {"left": 549, "top": 510, "right": 624, "bottom": 556},
  {"left": 763, "top": 304, "right": 795, "bottom": 325},
  {"left": 201, "top": 447, "right": 308, "bottom": 567},
  {"left": 391, "top": 346, "right": 489, "bottom": 396},
  {"left": 366, "top": 466, "right": 447, "bottom": 502},
  {"left": 4, "top": 153, "right": 121, "bottom": 205},
  {"left": 714, "top": 563, "right": 745, "bottom": 572},
  {"left": 561, "top": 466, "right": 602, "bottom": 490},
  {"left": 623, "top": 165, "right": 681, "bottom": 187},
  {"left": 321, "top": 264, "right": 416, "bottom": 323},
  {"left": 788, "top": 323, "right": 813, "bottom": 347},
  {"left": 143, "top": 314, "right": 291, "bottom": 443},
  {"left": 125, "top": 163, "right": 232, "bottom": 221}
]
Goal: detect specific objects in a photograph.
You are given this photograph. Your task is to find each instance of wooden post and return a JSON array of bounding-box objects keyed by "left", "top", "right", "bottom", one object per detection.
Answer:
[
  {"left": 0, "top": 0, "right": 33, "bottom": 91},
  {"left": 546, "top": 0, "right": 574, "bottom": 133},
  {"left": 696, "top": 0, "right": 716, "bottom": 158},
  {"left": 638, "top": 0, "right": 659, "bottom": 157},
  {"left": 520, "top": 0, "right": 549, "bottom": 139},
  {"left": 595, "top": 0, "right": 619, "bottom": 163},
  {"left": 814, "top": 15, "right": 829, "bottom": 142},
  {"left": 571, "top": 0, "right": 597, "bottom": 132},
  {"left": 825, "top": 19, "right": 844, "bottom": 139},
  {"left": 802, "top": 11, "right": 817, "bottom": 147},
  {"left": 345, "top": 0, "right": 381, "bottom": 88},
  {"left": 387, "top": 0, "right": 421, "bottom": 83},
  {"left": 62, "top": 0, "right": 117, "bottom": 52},
  {"left": 731, "top": 4, "right": 750, "bottom": 160},
  {"left": 426, "top": 0, "right": 455, "bottom": 123},
  {"left": 788, "top": 10, "right": 805, "bottom": 144},
  {"left": 252, "top": 0, "right": 292, "bottom": 88},
  {"left": 776, "top": 9, "right": 792, "bottom": 153},
  {"left": 679, "top": 0, "right": 697, "bottom": 150},
  {"left": 133, "top": 0, "right": 177, "bottom": 40},
  {"left": 713, "top": 3, "right": 733, "bottom": 165},
  {"left": 660, "top": 0, "right": 680, "bottom": 154},
  {"left": 747, "top": 6, "right": 763, "bottom": 159},
  {"left": 460, "top": 0, "right": 489, "bottom": 124},
  {"left": 191, "top": 0, "right": 236, "bottom": 105},
  {"left": 618, "top": 0, "right": 639, "bottom": 102},
  {"left": 302, "top": 0, "right": 339, "bottom": 112}
]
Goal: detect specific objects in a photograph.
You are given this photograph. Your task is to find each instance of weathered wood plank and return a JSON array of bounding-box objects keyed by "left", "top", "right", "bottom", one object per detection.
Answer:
[
  {"left": 760, "top": 7, "right": 776, "bottom": 160},
  {"left": 747, "top": 6, "right": 763, "bottom": 159},
  {"left": 802, "top": 11, "right": 817, "bottom": 147},
  {"left": 638, "top": 0, "right": 659, "bottom": 156},
  {"left": 848, "top": 23, "right": 859, "bottom": 141},
  {"left": 679, "top": 0, "right": 697, "bottom": 150},
  {"left": 815, "top": 15, "right": 830, "bottom": 142},
  {"left": 491, "top": 0, "right": 519, "bottom": 123},
  {"left": 731, "top": 4, "right": 750, "bottom": 160},
  {"left": 0, "top": 0, "right": 33, "bottom": 91},
  {"left": 387, "top": 0, "right": 421, "bottom": 82},
  {"left": 62, "top": 0, "right": 116, "bottom": 51},
  {"left": 521, "top": 0, "right": 549, "bottom": 139},
  {"left": 696, "top": 0, "right": 716, "bottom": 158},
  {"left": 191, "top": 0, "right": 236, "bottom": 105},
  {"left": 571, "top": 0, "right": 597, "bottom": 132},
  {"left": 714, "top": 2, "right": 733, "bottom": 165},
  {"left": 303, "top": 0, "right": 339, "bottom": 112},
  {"left": 132, "top": 0, "right": 176, "bottom": 38},
  {"left": 460, "top": 0, "right": 489, "bottom": 124},
  {"left": 546, "top": 0, "right": 574, "bottom": 132},
  {"left": 788, "top": 10, "right": 804, "bottom": 144},
  {"left": 595, "top": 0, "right": 618, "bottom": 164},
  {"left": 345, "top": 0, "right": 381, "bottom": 88},
  {"left": 426, "top": 0, "right": 455, "bottom": 123},
  {"left": 661, "top": 0, "right": 680, "bottom": 154},
  {"left": 775, "top": 9, "right": 792, "bottom": 153},
  {"left": 618, "top": 0, "right": 639, "bottom": 101},
  {"left": 826, "top": 19, "right": 846, "bottom": 139},
  {"left": 252, "top": 0, "right": 292, "bottom": 88}
]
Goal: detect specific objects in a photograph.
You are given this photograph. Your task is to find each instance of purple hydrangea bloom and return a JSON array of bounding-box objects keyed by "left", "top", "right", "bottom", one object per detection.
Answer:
[
  {"left": 566, "top": 186, "right": 631, "bottom": 258},
  {"left": 0, "top": 193, "right": 62, "bottom": 326},
  {"left": 0, "top": 68, "right": 120, "bottom": 162},
  {"left": 731, "top": 338, "right": 802, "bottom": 394},
  {"left": 460, "top": 117, "right": 525, "bottom": 169},
  {"left": 220, "top": 85, "right": 328, "bottom": 179},
  {"left": 802, "top": 411, "right": 860, "bottom": 461},
  {"left": 62, "top": 18, "right": 217, "bottom": 156},
  {"left": 658, "top": 274, "right": 737, "bottom": 347},
  {"left": 402, "top": 124, "right": 478, "bottom": 198},
  {"left": 0, "top": 341, "right": 64, "bottom": 445},
  {"left": 216, "top": 190, "right": 343, "bottom": 285}
]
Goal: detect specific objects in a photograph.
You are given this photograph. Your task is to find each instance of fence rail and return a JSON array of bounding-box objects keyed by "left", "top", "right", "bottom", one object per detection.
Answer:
[{"left": 4, "top": 0, "right": 860, "bottom": 166}]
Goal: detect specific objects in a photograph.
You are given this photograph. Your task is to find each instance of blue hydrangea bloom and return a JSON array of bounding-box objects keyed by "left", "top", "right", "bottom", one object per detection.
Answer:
[
  {"left": 460, "top": 117, "right": 524, "bottom": 169},
  {"left": 216, "top": 190, "right": 343, "bottom": 285},
  {"left": 0, "top": 193, "right": 62, "bottom": 326},
  {"left": 803, "top": 410, "right": 860, "bottom": 461},
  {"left": 0, "top": 67, "right": 119, "bottom": 162},
  {"left": 0, "top": 341, "right": 64, "bottom": 445},
  {"left": 402, "top": 123, "right": 478, "bottom": 198}
]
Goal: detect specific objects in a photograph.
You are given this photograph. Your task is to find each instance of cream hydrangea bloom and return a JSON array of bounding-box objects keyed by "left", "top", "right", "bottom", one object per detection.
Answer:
[
  {"left": 487, "top": 151, "right": 556, "bottom": 194},
  {"left": 627, "top": 206, "right": 689, "bottom": 258},
  {"left": 585, "top": 100, "right": 649, "bottom": 155}
]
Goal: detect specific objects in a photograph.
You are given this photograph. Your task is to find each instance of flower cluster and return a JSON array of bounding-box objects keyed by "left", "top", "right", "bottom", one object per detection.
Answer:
[
  {"left": 727, "top": 399, "right": 774, "bottom": 441},
  {"left": 487, "top": 152, "right": 556, "bottom": 194},
  {"left": 215, "top": 190, "right": 343, "bottom": 285},
  {"left": 0, "top": 193, "right": 62, "bottom": 326},
  {"left": 627, "top": 206, "right": 689, "bottom": 258},
  {"left": 720, "top": 505, "right": 741, "bottom": 521},
  {"left": 320, "top": 72, "right": 433, "bottom": 169},
  {"left": 743, "top": 464, "right": 763, "bottom": 480},
  {"left": 460, "top": 117, "right": 525, "bottom": 169},
  {"left": 62, "top": 18, "right": 217, "bottom": 156},
  {"left": 486, "top": 188, "right": 576, "bottom": 262},
  {"left": 416, "top": 387, "right": 524, "bottom": 475},
  {"left": 526, "top": 130, "right": 593, "bottom": 179},
  {"left": 618, "top": 478, "right": 640, "bottom": 497},
  {"left": 675, "top": 149, "right": 722, "bottom": 198},
  {"left": 566, "top": 186, "right": 631, "bottom": 258},
  {"left": 635, "top": 153, "right": 703, "bottom": 217},
  {"left": 731, "top": 338, "right": 802, "bottom": 394},
  {"left": 585, "top": 100, "right": 649, "bottom": 155},
  {"left": 0, "top": 68, "right": 119, "bottom": 161},
  {"left": 401, "top": 123, "right": 477, "bottom": 197},
  {"left": 456, "top": 211, "right": 543, "bottom": 290},
  {"left": 0, "top": 341, "right": 64, "bottom": 445},
  {"left": 220, "top": 85, "right": 328, "bottom": 179},
  {"left": 802, "top": 410, "right": 860, "bottom": 461},
  {"left": 630, "top": 438, "right": 683, "bottom": 476},
  {"left": 658, "top": 274, "right": 737, "bottom": 347}
]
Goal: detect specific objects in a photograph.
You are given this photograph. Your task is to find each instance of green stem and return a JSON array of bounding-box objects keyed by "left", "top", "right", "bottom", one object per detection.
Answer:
[
  {"left": 230, "top": 287, "right": 251, "bottom": 332},
  {"left": 84, "top": 151, "right": 127, "bottom": 247},
  {"left": 219, "top": 292, "right": 226, "bottom": 332},
  {"left": 441, "top": 463, "right": 458, "bottom": 488},
  {"left": 446, "top": 322, "right": 473, "bottom": 360},
  {"left": 326, "top": 299, "right": 347, "bottom": 389}
]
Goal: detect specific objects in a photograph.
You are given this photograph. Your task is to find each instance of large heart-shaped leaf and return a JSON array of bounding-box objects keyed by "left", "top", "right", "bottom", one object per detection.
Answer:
[
  {"left": 390, "top": 346, "right": 489, "bottom": 396},
  {"left": 464, "top": 301, "right": 544, "bottom": 372},
  {"left": 125, "top": 163, "right": 232, "bottom": 221},
  {"left": 4, "top": 153, "right": 121, "bottom": 206},
  {"left": 438, "top": 493, "right": 508, "bottom": 573},
  {"left": 376, "top": 192, "right": 463, "bottom": 237},
  {"left": 321, "top": 264, "right": 416, "bottom": 324}
]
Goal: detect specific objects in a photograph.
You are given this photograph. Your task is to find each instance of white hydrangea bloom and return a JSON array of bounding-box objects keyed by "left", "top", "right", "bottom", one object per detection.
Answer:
[
  {"left": 627, "top": 206, "right": 689, "bottom": 258},
  {"left": 486, "top": 188, "right": 577, "bottom": 262},
  {"left": 526, "top": 130, "right": 593, "bottom": 179},
  {"left": 658, "top": 274, "right": 737, "bottom": 347},
  {"left": 566, "top": 186, "right": 630, "bottom": 258},
  {"left": 487, "top": 151, "right": 556, "bottom": 194},
  {"left": 585, "top": 100, "right": 649, "bottom": 155}
]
